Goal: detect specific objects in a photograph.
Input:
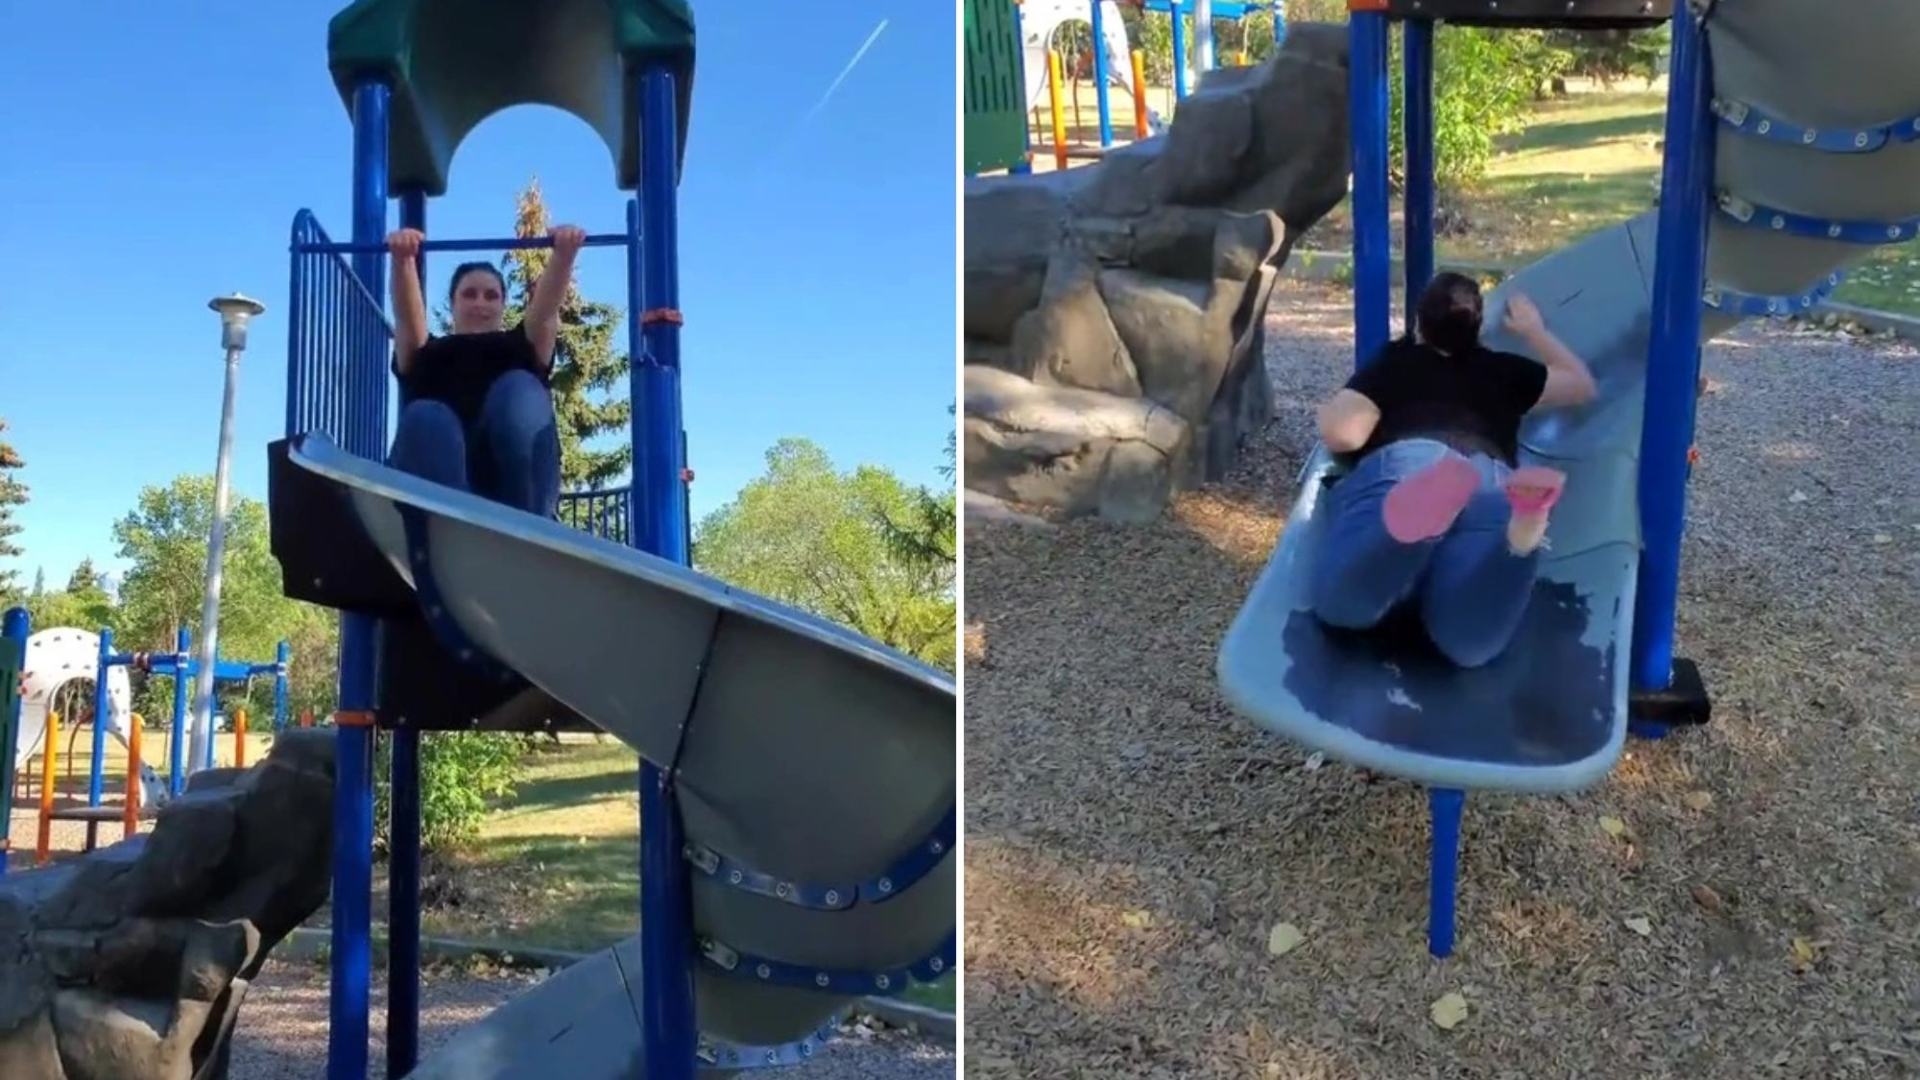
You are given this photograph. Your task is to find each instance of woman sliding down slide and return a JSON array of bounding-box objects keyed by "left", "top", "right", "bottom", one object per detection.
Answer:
[{"left": 1309, "top": 273, "right": 1598, "bottom": 667}]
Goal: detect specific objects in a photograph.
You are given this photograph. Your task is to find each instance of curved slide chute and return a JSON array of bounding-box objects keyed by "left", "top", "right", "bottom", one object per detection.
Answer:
[
  {"left": 275, "top": 434, "right": 954, "bottom": 1075},
  {"left": 1218, "top": 1, "right": 1920, "bottom": 792}
]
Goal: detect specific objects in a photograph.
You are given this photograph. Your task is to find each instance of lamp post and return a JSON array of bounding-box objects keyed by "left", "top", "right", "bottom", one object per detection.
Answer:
[{"left": 188, "top": 293, "right": 265, "bottom": 780}]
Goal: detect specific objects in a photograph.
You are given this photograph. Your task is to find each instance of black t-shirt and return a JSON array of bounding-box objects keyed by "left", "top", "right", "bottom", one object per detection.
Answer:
[
  {"left": 1344, "top": 338, "right": 1548, "bottom": 464},
  {"left": 393, "top": 323, "right": 551, "bottom": 430}
]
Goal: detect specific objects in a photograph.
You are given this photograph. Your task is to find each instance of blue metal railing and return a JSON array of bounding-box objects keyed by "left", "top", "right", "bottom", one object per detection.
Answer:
[
  {"left": 287, "top": 210, "right": 393, "bottom": 459},
  {"left": 558, "top": 486, "right": 633, "bottom": 543}
]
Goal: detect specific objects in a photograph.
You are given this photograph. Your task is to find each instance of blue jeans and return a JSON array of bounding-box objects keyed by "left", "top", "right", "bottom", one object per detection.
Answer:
[
  {"left": 1310, "top": 438, "right": 1539, "bottom": 668},
  {"left": 388, "top": 369, "right": 561, "bottom": 517}
]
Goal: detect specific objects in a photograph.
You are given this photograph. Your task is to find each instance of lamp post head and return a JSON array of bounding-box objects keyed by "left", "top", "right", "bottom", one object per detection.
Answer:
[{"left": 209, "top": 293, "right": 267, "bottom": 352}]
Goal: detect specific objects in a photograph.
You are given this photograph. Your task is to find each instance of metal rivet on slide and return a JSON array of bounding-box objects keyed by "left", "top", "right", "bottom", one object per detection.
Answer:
[
  {"left": 1829, "top": 224, "right": 1843, "bottom": 238},
  {"left": 1771, "top": 216, "right": 1785, "bottom": 229},
  {"left": 1856, "top": 132, "right": 1871, "bottom": 148},
  {"left": 729, "top": 869, "right": 743, "bottom": 884},
  {"left": 824, "top": 890, "right": 841, "bottom": 905},
  {"left": 816, "top": 973, "right": 831, "bottom": 987},
  {"left": 756, "top": 964, "right": 771, "bottom": 979},
  {"left": 878, "top": 877, "right": 894, "bottom": 894},
  {"left": 1757, "top": 120, "right": 1772, "bottom": 135},
  {"left": 1891, "top": 225, "right": 1905, "bottom": 240},
  {"left": 1803, "top": 130, "right": 1818, "bottom": 143},
  {"left": 875, "top": 975, "right": 891, "bottom": 990}
]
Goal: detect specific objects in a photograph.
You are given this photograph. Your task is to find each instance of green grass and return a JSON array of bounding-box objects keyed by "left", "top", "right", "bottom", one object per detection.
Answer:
[
  {"left": 427, "top": 738, "right": 957, "bottom": 1012},
  {"left": 1302, "top": 89, "right": 1920, "bottom": 316}
]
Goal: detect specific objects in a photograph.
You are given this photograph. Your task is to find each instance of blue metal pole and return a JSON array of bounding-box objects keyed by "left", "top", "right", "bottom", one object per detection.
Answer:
[
  {"left": 170, "top": 627, "right": 190, "bottom": 797},
  {"left": 273, "top": 640, "right": 290, "bottom": 732},
  {"left": 1428, "top": 788, "right": 1464, "bottom": 958},
  {"left": 1631, "top": 7, "right": 1714, "bottom": 692},
  {"left": 0, "top": 607, "right": 29, "bottom": 874},
  {"left": 329, "top": 75, "right": 390, "bottom": 1080},
  {"left": 88, "top": 628, "right": 112, "bottom": 806},
  {"left": 1402, "top": 20, "right": 1435, "bottom": 331},
  {"left": 1091, "top": 0, "right": 1114, "bottom": 147},
  {"left": 386, "top": 185, "right": 426, "bottom": 1080},
  {"left": 1171, "top": 1, "right": 1189, "bottom": 100},
  {"left": 1273, "top": 0, "right": 1286, "bottom": 46},
  {"left": 636, "top": 64, "right": 697, "bottom": 1080},
  {"left": 1349, "top": 12, "right": 1392, "bottom": 368}
]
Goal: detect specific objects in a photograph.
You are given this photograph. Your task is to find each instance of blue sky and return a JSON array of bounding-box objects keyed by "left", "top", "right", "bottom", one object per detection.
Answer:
[{"left": 0, "top": 2, "right": 956, "bottom": 590}]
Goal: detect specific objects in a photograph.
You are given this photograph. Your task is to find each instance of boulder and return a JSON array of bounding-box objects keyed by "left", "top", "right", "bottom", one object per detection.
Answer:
[
  {"left": 962, "top": 23, "right": 1348, "bottom": 521},
  {"left": 0, "top": 730, "right": 334, "bottom": 1079}
]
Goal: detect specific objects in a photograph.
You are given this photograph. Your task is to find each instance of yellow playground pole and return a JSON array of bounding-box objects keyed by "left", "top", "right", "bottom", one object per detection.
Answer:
[
  {"left": 1047, "top": 48, "right": 1070, "bottom": 170},
  {"left": 1131, "top": 49, "right": 1150, "bottom": 139},
  {"left": 36, "top": 710, "right": 58, "bottom": 865},
  {"left": 234, "top": 708, "right": 248, "bottom": 768}
]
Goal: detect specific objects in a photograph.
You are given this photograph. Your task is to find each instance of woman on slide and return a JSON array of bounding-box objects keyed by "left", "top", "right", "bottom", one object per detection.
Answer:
[
  {"left": 1310, "top": 272, "right": 1598, "bottom": 668},
  {"left": 384, "top": 224, "right": 587, "bottom": 517}
]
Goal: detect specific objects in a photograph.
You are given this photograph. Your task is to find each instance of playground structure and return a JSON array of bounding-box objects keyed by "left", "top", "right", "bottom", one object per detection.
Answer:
[
  {"left": 0, "top": 623, "right": 289, "bottom": 866},
  {"left": 258, "top": 2, "right": 954, "bottom": 1078},
  {"left": 965, "top": 0, "right": 1287, "bottom": 174},
  {"left": 1216, "top": 0, "right": 1920, "bottom": 956}
]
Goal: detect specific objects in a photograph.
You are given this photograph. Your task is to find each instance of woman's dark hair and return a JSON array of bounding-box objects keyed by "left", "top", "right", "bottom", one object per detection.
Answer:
[
  {"left": 448, "top": 261, "right": 507, "bottom": 302},
  {"left": 1414, "top": 271, "right": 1483, "bottom": 355}
]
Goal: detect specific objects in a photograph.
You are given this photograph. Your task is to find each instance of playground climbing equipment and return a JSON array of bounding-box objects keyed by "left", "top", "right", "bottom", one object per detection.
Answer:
[
  {"left": 1218, "top": 0, "right": 1919, "bottom": 957},
  {"left": 272, "top": 3, "right": 954, "bottom": 1077}
]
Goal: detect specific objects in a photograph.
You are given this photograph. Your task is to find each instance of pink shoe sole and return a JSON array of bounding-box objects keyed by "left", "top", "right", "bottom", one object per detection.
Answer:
[
  {"left": 1504, "top": 466, "right": 1567, "bottom": 516},
  {"left": 1382, "top": 454, "right": 1481, "bottom": 543}
]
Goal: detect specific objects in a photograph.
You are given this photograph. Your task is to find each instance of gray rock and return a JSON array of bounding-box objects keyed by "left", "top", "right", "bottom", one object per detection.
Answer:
[
  {"left": 964, "top": 366, "right": 1190, "bottom": 519},
  {"left": 0, "top": 730, "right": 334, "bottom": 1079},
  {"left": 1014, "top": 253, "right": 1142, "bottom": 397},
  {"left": 1099, "top": 442, "right": 1175, "bottom": 524},
  {"left": 962, "top": 24, "right": 1349, "bottom": 522}
]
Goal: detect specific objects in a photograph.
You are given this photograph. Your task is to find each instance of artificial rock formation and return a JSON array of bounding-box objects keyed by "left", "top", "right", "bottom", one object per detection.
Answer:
[
  {"left": 964, "top": 23, "right": 1350, "bottom": 521},
  {"left": 0, "top": 730, "right": 334, "bottom": 1079}
]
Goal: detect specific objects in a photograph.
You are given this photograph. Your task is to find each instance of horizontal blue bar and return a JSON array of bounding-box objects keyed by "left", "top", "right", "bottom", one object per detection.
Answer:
[
  {"left": 1139, "top": 0, "right": 1257, "bottom": 16},
  {"left": 295, "top": 233, "right": 630, "bottom": 255}
]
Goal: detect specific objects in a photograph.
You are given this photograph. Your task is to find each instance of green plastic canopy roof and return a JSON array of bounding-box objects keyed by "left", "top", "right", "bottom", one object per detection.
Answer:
[{"left": 327, "top": 0, "right": 694, "bottom": 197}]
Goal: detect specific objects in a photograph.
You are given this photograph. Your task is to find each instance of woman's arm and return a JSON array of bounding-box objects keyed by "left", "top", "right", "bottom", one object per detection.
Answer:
[
  {"left": 1503, "top": 293, "right": 1597, "bottom": 410},
  {"left": 524, "top": 225, "right": 586, "bottom": 371},
  {"left": 388, "top": 229, "right": 429, "bottom": 374},
  {"left": 1317, "top": 389, "right": 1382, "bottom": 453}
]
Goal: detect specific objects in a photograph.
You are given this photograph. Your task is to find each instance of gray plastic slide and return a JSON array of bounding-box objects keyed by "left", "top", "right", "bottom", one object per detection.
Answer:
[
  {"left": 1218, "top": 2, "right": 1920, "bottom": 793},
  {"left": 285, "top": 437, "right": 954, "bottom": 1074}
]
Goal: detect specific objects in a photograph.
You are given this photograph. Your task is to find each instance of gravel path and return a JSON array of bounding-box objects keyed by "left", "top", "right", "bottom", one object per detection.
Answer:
[
  {"left": 228, "top": 958, "right": 954, "bottom": 1078},
  {"left": 964, "top": 279, "right": 1920, "bottom": 1078}
]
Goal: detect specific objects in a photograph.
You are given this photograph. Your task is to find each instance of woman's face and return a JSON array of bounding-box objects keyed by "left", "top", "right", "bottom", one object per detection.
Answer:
[{"left": 451, "top": 270, "right": 505, "bottom": 334}]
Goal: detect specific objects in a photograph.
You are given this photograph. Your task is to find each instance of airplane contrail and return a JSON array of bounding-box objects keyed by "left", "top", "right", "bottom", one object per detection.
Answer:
[{"left": 799, "top": 18, "right": 889, "bottom": 128}]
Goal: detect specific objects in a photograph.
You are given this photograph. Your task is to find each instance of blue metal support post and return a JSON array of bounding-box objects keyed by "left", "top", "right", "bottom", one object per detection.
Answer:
[
  {"left": 1171, "top": 0, "right": 1189, "bottom": 99},
  {"left": 0, "top": 607, "right": 28, "bottom": 873},
  {"left": 170, "top": 626, "right": 191, "bottom": 796},
  {"left": 385, "top": 186, "right": 427, "bottom": 1080},
  {"left": 1349, "top": 11, "right": 1392, "bottom": 367},
  {"left": 1273, "top": 0, "right": 1286, "bottom": 46},
  {"left": 328, "top": 75, "right": 390, "bottom": 1080},
  {"left": 273, "top": 640, "right": 290, "bottom": 731},
  {"left": 1631, "top": 7, "right": 1715, "bottom": 693},
  {"left": 1428, "top": 788, "right": 1464, "bottom": 957},
  {"left": 1402, "top": 20, "right": 1435, "bottom": 327},
  {"left": 1090, "top": 0, "right": 1114, "bottom": 147},
  {"left": 89, "top": 628, "right": 113, "bottom": 805},
  {"left": 635, "top": 64, "right": 698, "bottom": 1080}
]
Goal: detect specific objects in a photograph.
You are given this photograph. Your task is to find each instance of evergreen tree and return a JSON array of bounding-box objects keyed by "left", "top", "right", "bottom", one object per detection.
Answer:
[
  {"left": 501, "top": 179, "right": 633, "bottom": 490},
  {"left": 0, "top": 420, "right": 25, "bottom": 602}
]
